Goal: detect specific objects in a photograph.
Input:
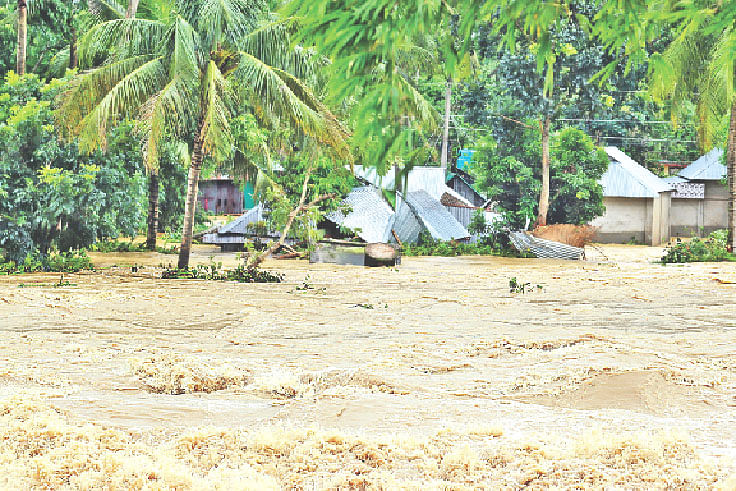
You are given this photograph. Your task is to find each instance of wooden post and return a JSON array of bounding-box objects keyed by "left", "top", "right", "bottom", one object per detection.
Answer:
[{"left": 537, "top": 116, "right": 551, "bottom": 227}]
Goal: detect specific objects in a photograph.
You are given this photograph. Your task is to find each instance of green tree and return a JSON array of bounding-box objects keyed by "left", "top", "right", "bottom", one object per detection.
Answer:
[
  {"left": 284, "top": 0, "right": 442, "bottom": 174},
  {"left": 471, "top": 127, "right": 607, "bottom": 227},
  {"left": 57, "top": 0, "right": 349, "bottom": 268},
  {"left": 0, "top": 72, "right": 147, "bottom": 262}
]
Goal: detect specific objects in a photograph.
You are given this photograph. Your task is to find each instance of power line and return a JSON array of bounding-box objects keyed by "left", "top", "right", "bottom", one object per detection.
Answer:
[{"left": 446, "top": 125, "right": 694, "bottom": 144}]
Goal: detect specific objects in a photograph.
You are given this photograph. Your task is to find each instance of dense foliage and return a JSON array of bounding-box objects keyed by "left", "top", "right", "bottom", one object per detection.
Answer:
[
  {"left": 1, "top": 0, "right": 734, "bottom": 260},
  {"left": 470, "top": 127, "right": 608, "bottom": 228},
  {"left": 0, "top": 250, "right": 93, "bottom": 274},
  {"left": 0, "top": 73, "right": 147, "bottom": 263}
]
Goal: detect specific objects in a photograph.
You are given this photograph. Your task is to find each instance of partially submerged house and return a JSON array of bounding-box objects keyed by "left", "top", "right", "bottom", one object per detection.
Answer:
[
  {"left": 669, "top": 148, "right": 728, "bottom": 237},
  {"left": 325, "top": 185, "right": 471, "bottom": 245},
  {"left": 325, "top": 186, "right": 395, "bottom": 243},
  {"left": 591, "top": 147, "right": 673, "bottom": 245},
  {"left": 345, "top": 166, "right": 474, "bottom": 243},
  {"left": 201, "top": 203, "right": 280, "bottom": 251}
]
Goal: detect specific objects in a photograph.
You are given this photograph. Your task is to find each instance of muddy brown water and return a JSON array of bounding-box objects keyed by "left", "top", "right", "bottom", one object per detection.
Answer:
[{"left": 1, "top": 244, "right": 735, "bottom": 488}]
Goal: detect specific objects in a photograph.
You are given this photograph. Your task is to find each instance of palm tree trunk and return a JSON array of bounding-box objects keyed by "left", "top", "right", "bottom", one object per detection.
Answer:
[
  {"left": 727, "top": 100, "right": 736, "bottom": 251},
  {"left": 146, "top": 171, "right": 159, "bottom": 250},
  {"left": 126, "top": 0, "right": 139, "bottom": 18},
  {"left": 440, "top": 76, "right": 452, "bottom": 171},
  {"left": 16, "top": 0, "right": 27, "bottom": 75},
  {"left": 177, "top": 134, "right": 203, "bottom": 269},
  {"left": 69, "top": 22, "right": 78, "bottom": 69},
  {"left": 537, "top": 116, "right": 551, "bottom": 227}
]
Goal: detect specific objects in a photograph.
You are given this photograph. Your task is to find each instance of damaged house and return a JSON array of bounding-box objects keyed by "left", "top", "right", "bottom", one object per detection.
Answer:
[{"left": 325, "top": 166, "right": 475, "bottom": 245}]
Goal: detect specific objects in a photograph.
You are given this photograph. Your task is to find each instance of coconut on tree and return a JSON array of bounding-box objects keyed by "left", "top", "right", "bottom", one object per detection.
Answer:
[{"left": 57, "top": 0, "right": 348, "bottom": 267}]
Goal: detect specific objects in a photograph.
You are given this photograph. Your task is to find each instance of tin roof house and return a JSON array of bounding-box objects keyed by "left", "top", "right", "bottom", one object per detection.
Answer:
[
  {"left": 590, "top": 147, "right": 673, "bottom": 245},
  {"left": 669, "top": 148, "right": 728, "bottom": 237}
]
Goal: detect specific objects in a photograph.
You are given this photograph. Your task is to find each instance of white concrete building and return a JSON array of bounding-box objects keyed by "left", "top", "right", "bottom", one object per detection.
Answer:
[{"left": 591, "top": 147, "right": 673, "bottom": 245}]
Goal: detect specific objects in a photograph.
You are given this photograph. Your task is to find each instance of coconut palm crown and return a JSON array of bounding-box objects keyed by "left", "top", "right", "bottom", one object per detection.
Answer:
[{"left": 57, "top": 0, "right": 349, "bottom": 268}]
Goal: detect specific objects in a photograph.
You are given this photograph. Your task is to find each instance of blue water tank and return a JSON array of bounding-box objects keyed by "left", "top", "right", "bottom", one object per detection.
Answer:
[{"left": 457, "top": 149, "right": 475, "bottom": 171}]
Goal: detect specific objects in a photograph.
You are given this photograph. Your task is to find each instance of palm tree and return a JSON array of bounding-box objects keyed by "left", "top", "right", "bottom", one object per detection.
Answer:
[
  {"left": 58, "top": 0, "right": 348, "bottom": 268},
  {"left": 650, "top": 15, "right": 736, "bottom": 248}
]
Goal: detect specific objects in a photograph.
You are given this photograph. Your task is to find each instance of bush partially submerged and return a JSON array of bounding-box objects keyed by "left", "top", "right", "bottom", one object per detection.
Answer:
[
  {"left": 661, "top": 230, "right": 735, "bottom": 264},
  {"left": 88, "top": 240, "right": 178, "bottom": 254},
  {"left": 0, "top": 250, "right": 93, "bottom": 274},
  {"left": 402, "top": 231, "right": 531, "bottom": 257},
  {"left": 161, "top": 261, "right": 283, "bottom": 283}
]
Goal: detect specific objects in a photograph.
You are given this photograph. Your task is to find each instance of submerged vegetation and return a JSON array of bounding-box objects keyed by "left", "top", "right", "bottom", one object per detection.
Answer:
[
  {"left": 160, "top": 260, "right": 283, "bottom": 283},
  {"left": 661, "top": 230, "right": 735, "bottom": 264},
  {"left": 0, "top": 250, "right": 93, "bottom": 274}
]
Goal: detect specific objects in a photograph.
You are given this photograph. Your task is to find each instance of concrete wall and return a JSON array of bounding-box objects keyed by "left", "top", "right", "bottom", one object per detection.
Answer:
[
  {"left": 704, "top": 181, "right": 729, "bottom": 231},
  {"left": 670, "top": 181, "right": 728, "bottom": 237},
  {"left": 591, "top": 197, "right": 650, "bottom": 244}
]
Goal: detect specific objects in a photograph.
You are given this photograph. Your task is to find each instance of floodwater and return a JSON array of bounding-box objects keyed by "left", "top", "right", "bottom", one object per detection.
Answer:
[{"left": 1, "top": 244, "right": 735, "bottom": 488}]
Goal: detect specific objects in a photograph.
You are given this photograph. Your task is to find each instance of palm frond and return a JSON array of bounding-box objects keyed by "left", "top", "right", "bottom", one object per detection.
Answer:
[
  {"left": 698, "top": 28, "right": 736, "bottom": 149},
  {"left": 200, "top": 60, "right": 234, "bottom": 164},
  {"left": 242, "top": 17, "right": 314, "bottom": 80},
  {"left": 189, "top": 0, "right": 263, "bottom": 49},
  {"left": 141, "top": 77, "right": 195, "bottom": 170},
  {"left": 78, "top": 18, "right": 167, "bottom": 67},
  {"left": 47, "top": 46, "right": 71, "bottom": 79},
  {"left": 87, "top": 0, "right": 126, "bottom": 20},
  {"left": 169, "top": 15, "right": 199, "bottom": 81},
  {"left": 73, "top": 56, "right": 168, "bottom": 153},
  {"left": 236, "top": 51, "right": 350, "bottom": 158}
]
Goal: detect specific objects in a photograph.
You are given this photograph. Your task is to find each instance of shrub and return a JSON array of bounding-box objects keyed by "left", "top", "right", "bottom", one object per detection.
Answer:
[
  {"left": 161, "top": 260, "right": 283, "bottom": 283},
  {"left": 401, "top": 232, "right": 526, "bottom": 257},
  {"left": 661, "top": 230, "right": 734, "bottom": 263},
  {"left": 0, "top": 250, "right": 93, "bottom": 274}
]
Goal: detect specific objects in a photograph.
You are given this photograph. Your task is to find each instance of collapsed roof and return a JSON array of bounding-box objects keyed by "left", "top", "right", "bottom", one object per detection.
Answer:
[{"left": 325, "top": 186, "right": 470, "bottom": 244}]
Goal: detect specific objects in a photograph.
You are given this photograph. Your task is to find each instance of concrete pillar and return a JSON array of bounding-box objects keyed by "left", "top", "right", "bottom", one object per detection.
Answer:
[
  {"left": 651, "top": 192, "right": 672, "bottom": 245},
  {"left": 651, "top": 195, "right": 662, "bottom": 245}
]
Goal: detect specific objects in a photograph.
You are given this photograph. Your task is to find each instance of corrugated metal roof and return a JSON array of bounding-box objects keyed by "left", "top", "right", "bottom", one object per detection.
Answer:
[
  {"left": 601, "top": 147, "right": 672, "bottom": 198},
  {"left": 354, "top": 165, "right": 450, "bottom": 201},
  {"left": 392, "top": 201, "right": 422, "bottom": 244},
  {"left": 679, "top": 148, "right": 725, "bottom": 181},
  {"left": 405, "top": 190, "right": 470, "bottom": 241},
  {"left": 326, "top": 186, "right": 394, "bottom": 243},
  {"left": 218, "top": 203, "right": 266, "bottom": 234}
]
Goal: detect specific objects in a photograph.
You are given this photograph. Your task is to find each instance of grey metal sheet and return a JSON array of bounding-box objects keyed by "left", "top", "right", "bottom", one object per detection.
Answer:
[
  {"left": 405, "top": 190, "right": 470, "bottom": 241},
  {"left": 326, "top": 186, "right": 394, "bottom": 243},
  {"left": 509, "top": 231, "right": 584, "bottom": 260},
  {"left": 392, "top": 200, "right": 422, "bottom": 244},
  {"left": 217, "top": 203, "right": 265, "bottom": 234},
  {"left": 679, "top": 148, "right": 726, "bottom": 181}
]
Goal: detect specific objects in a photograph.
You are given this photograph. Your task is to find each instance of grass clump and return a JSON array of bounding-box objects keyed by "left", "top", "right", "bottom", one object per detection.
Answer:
[{"left": 661, "top": 230, "right": 736, "bottom": 264}]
